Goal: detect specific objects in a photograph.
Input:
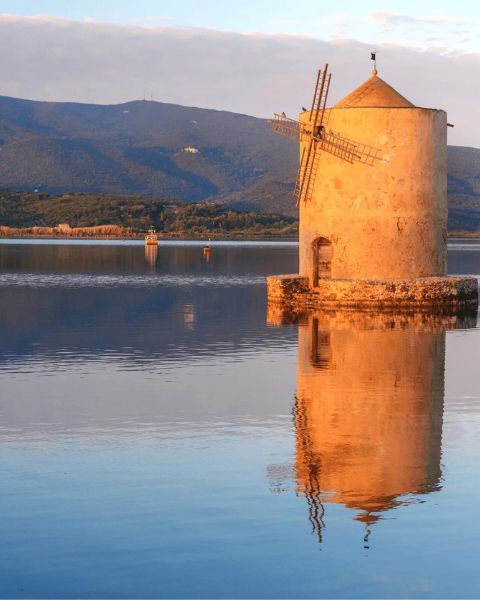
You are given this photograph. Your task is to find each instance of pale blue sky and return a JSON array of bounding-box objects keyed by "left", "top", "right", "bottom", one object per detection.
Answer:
[{"left": 1, "top": 0, "right": 479, "bottom": 51}]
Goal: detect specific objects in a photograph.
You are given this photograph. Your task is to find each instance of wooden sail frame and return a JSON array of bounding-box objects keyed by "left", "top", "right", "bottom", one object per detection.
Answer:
[{"left": 271, "top": 64, "right": 382, "bottom": 205}]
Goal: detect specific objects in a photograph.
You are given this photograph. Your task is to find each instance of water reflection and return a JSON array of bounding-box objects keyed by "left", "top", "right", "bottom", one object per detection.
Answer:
[
  {"left": 183, "top": 303, "right": 196, "bottom": 330},
  {"left": 144, "top": 244, "right": 158, "bottom": 267},
  {"left": 203, "top": 245, "right": 213, "bottom": 263},
  {"left": 0, "top": 243, "right": 299, "bottom": 372},
  {"left": 270, "top": 307, "right": 477, "bottom": 544},
  {"left": 0, "top": 241, "right": 479, "bottom": 597},
  {"left": 0, "top": 241, "right": 297, "bottom": 276},
  {"left": 0, "top": 242, "right": 299, "bottom": 438}
]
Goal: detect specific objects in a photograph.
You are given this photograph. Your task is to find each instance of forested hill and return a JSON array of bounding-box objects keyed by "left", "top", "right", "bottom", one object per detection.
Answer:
[
  {"left": 447, "top": 146, "right": 480, "bottom": 232},
  {"left": 0, "top": 95, "right": 296, "bottom": 215},
  {"left": 0, "top": 94, "right": 478, "bottom": 229}
]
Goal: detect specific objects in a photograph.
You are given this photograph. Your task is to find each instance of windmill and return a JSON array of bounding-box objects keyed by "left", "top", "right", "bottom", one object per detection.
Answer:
[{"left": 272, "top": 64, "right": 381, "bottom": 206}]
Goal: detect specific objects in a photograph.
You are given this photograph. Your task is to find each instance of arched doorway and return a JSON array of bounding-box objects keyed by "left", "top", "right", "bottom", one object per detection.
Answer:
[{"left": 312, "top": 237, "right": 332, "bottom": 286}]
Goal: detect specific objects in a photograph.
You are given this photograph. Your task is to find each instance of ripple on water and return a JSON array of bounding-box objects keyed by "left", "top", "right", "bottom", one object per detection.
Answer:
[{"left": 0, "top": 273, "right": 266, "bottom": 288}]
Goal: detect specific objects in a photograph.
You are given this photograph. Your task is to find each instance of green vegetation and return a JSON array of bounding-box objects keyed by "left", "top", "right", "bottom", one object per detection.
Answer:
[{"left": 0, "top": 190, "right": 298, "bottom": 237}]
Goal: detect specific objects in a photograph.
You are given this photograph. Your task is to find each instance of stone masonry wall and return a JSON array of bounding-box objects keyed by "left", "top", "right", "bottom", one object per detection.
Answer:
[{"left": 267, "top": 274, "right": 479, "bottom": 311}]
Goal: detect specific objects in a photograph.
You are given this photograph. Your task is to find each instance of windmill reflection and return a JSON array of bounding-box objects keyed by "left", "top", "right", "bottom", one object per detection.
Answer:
[{"left": 270, "top": 307, "right": 476, "bottom": 544}]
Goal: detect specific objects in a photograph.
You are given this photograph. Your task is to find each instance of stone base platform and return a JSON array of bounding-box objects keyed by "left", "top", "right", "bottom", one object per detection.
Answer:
[{"left": 267, "top": 274, "right": 479, "bottom": 311}]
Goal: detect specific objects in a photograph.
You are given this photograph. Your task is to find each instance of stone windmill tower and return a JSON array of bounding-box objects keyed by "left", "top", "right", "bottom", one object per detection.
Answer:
[{"left": 268, "top": 63, "right": 478, "bottom": 310}]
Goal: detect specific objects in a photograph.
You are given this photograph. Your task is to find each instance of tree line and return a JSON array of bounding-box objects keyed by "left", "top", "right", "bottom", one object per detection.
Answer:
[{"left": 0, "top": 190, "right": 298, "bottom": 237}]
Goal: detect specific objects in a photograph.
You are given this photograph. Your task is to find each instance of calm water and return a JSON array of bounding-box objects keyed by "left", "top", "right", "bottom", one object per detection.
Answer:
[{"left": 0, "top": 238, "right": 479, "bottom": 599}]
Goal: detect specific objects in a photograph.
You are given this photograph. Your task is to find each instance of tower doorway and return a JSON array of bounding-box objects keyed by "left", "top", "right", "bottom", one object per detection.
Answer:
[{"left": 313, "top": 237, "right": 332, "bottom": 285}]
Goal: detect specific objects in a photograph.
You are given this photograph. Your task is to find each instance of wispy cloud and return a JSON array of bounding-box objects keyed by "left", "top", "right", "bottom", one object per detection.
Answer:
[
  {"left": 127, "top": 15, "right": 175, "bottom": 28},
  {"left": 371, "top": 12, "right": 476, "bottom": 29},
  {"left": 0, "top": 13, "right": 478, "bottom": 146},
  {"left": 370, "top": 11, "right": 479, "bottom": 53}
]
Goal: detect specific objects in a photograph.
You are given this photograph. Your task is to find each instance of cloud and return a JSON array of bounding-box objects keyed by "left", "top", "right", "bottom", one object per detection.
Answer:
[
  {"left": 0, "top": 13, "right": 478, "bottom": 146},
  {"left": 371, "top": 11, "right": 476, "bottom": 29},
  {"left": 370, "top": 11, "right": 479, "bottom": 47},
  {"left": 127, "top": 15, "right": 175, "bottom": 28}
]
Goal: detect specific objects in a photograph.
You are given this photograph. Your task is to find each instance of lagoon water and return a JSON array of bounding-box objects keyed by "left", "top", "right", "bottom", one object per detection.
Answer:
[{"left": 0, "top": 239, "right": 479, "bottom": 599}]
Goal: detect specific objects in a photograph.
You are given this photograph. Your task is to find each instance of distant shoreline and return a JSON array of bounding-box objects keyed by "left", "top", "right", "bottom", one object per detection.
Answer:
[
  {"left": 0, "top": 232, "right": 300, "bottom": 242},
  {"left": 448, "top": 231, "right": 480, "bottom": 239},
  {"left": 1, "top": 232, "right": 478, "bottom": 241}
]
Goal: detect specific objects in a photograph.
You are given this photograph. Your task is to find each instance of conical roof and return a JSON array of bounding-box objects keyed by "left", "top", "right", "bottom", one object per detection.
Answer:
[{"left": 334, "top": 69, "right": 414, "bottom": 108}]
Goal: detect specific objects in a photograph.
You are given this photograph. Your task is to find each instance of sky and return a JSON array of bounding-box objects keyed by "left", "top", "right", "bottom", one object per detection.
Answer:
[
  {"left": 2, "top": 0, "right": 480, "bottom": 52},
  {"left": 0, "top": 0, "right": 479, "bottom": 145}
]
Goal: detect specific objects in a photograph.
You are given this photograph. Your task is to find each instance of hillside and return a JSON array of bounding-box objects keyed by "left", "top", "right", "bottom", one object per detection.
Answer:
[
  {"left": 447, "top": 146, "right": 480, "bottom": 231},
  {"left": 0, "top": 95, "right": 478, "bottom": 228},
  {"left": 0, "top": 95, "right": 297, "bottom": 214}
]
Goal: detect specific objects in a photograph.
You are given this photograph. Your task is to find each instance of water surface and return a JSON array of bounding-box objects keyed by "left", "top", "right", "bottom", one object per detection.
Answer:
[{"left": 0, "top": 239, "right": 479, "bottom": 598}]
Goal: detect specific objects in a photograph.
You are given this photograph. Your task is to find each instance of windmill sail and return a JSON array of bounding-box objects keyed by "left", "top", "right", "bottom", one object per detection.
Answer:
[
  {"left": 271, "top": 63, "right": 382, "bottom": 206},
  {"left": 294, "top": 65, "right": 331, "bottom": 204},
  {"left": 271, "top": 114, "right": 381, "bottom": 167},
  {"left": 271, "top": 114, "right": 304, "bottom": 140},
  {"left": 319, "top": 131, "right": 381, "bottom": 166},
  {"left": 294, "top": 140, "right": 320, "bottom": 206},
  {"left": 310, "top": 66, "right": 331, "bottom": 133}
]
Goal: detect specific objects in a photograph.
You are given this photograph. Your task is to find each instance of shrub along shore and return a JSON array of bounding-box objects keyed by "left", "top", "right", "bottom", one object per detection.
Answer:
[
  {"left": 0, "top": 225, "right": 297, "bottom": 239},
  {"left": 0, "top": 189, "right": 477, "bottom": 239}
]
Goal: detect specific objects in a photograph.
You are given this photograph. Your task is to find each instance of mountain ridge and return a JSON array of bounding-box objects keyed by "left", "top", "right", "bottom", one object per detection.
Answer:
[{"left": 0, "top": 94, "right": 478, "bottom": 228}]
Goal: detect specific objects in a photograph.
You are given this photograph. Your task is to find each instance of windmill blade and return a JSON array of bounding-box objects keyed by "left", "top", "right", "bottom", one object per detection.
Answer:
[
  {"left": 309, "top": 65, "right": 332, "bottom": 133},
  {"left": 317, "top": 130, "right": 358, "bottom": 163},
  {"left": 271, "top": 113, "right": 308, "bottom": 140},
  {"left": 294, "top": 139, "right": 320, "bottom": 206},
  {"left": 318, "top": 130, "right": 382, "bottom": 166},
  {"left": 294, "top": 145, "right": 308, "bottom": 205},
  {"left": 349, "top": 139, "right": 383, "bottom": 165},
  {"left": 293, "top": 393, "right": 325, "bottom": 543}
]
